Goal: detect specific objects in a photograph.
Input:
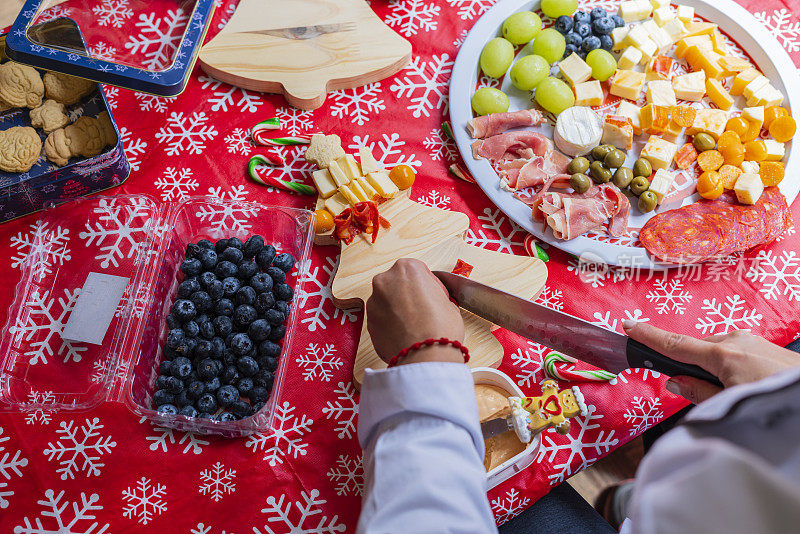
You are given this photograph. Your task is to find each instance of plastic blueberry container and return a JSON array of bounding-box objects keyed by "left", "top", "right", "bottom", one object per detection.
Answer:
[{"left": 0, "top": 194, "right": 314, "bottom": 437}]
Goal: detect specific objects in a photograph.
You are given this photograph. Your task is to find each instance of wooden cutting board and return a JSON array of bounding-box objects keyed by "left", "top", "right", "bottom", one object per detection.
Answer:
[
  {"left": 199, "top": 0, "right": 412, "bottom": 110},
  {"left": 315, "top": 194, "right": 548, "bottom": 388}
]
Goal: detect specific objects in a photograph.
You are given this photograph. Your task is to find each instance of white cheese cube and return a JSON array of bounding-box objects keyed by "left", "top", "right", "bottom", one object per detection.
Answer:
[
  {"left": 672, "top": 71, "right": 706, "bottom": 101},
  {"left": 366, "top": 171, "right": 400, "bottom": 198},
  {"left": 747, "top": 83, "right": 775, "bottom": 107},
  {"left": 734, "top": 173, "right": 764, "bottom": 205},
  {"left": 742, "top": 106, "right": 765, "bottom": 130},
  {"left": 646, "top": 80, "right": 677, "bottom": 106},
  {"left": 627, "top": 25, "right": 651, "bottom": 48},
  {"left": 349, "top": 181, "right": 371, "bottom": 202},
  {"left": 650, "top": 0, "right": 669, "bottom": 8},
  {"left": 617, "top": 100, "right": 643, "bottom": 134},
  {"left": 648, "top": 168, "right": 675, "bottom": 204},
  {"left": 764, "top": 140, "right": 785, "bottom": 161},
  {"left": 653, "top": 6, "right": 676, "bottom": 26},
  {"left": 651, "top": 27, "right": 675, "bottom": 52},
  {"left": 641, "top": 136, "right": 678, "bottom": 170},
  {"left": 574, "top": 80, "right": 604, "bottom": 107},
  {"left": 618, "top": 46, "right": 643, "bottom": 70},
  {"left": 601, "top": 115, "right": 635, "bottom": 150},
  {"left": 641, "top": 19, "right": 659, "bottom": 34},
  {"left": 637, "top": 37, "right": 659, "bottom": 60},
  {"left": 339, "top": 184, "right": 360, "bottom": 205},
  {"left": 743, "top": 75, "right": 770, "bottom": 99},
  {"left": 324, "top": 192, "right": 350, "bottom": 216},
  {"left": 760, "top": 87, "right": 785, "bottom": 108},
  {"left": 359, "top": 146, "right": 380, "bottom": 175},
  {"left": 327, "top": 159, "right": 351, "bottom": 187},
  {"left": 559, "top": 53, "right": 593, "bottom": 85},
  {"left": 677, "top": 5, "right": 695, "bottom": 23},
  {"left": 619, "top": 0, "right": 652, "bottom": 22},
  {"left": 610, "top": 69, "right": 647, "bottom": 101},
  {"left": 337, "top": 154, "right": 362, "bottom": 183},
  {"left": 312, "top": 169, "right": 338, "bottom": 199},
  {"left": 741, "top": 161, "right": 760, "bottom": 174},
  {"left": 611, "top": 27, "right": 631, "bottom": 51},
  {"left": 357, "top": 177, "right": 379, "bottom": 200},
  {"left": 661, "top": 18, "right": 687, "bottom": 41},
  {"left": 686, "top": 108, "right": 728, "bottom": 139}
]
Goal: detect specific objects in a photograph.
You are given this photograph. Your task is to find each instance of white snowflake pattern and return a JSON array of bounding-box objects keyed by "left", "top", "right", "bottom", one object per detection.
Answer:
[
  {"left": 263, "top": 148, "right": 316, "bottom": 191},
  {"left": 322, "top": 381, "right": 359, "bottom": 440},
  {"left": 348, "top": 133, "right": 422, "bottom": 169},
  {"left": 416, "top": 190, "right": 451, "bottom": 210},
  {"left": 13, "top": 489, "right": 109, "bottom": 534},
  {"left": 35, "top": 5, "right": 72, "bottom": 23},
  {"left": 156, "top": 111, "right": 219, "bottom": 156},
  {"left": 9, "top": 288, "right": 86, "bottom": 366},
  {"left": 695, "top": 295, "right": 763, "bottom": 335},
  {"left": 466, "top": 208, "right": 525, "bottom": 254},
  {"left": 754, "top": 9, "right": 800, "bottom": 53},
  {"left": 89, "top": 41, "right": 117, "bottom": 60},
  {"left": 276, "top": 106, "right": 315, "bottom": 136},
  {"left": 198, "top": 75, "right": 263, "bottom": 113},
  {"left": 90, "top": 358, "right": 130, "bottom": 389},
  {"left": 746, "top": 250, "right": 800, "bottom": 301},
  {"left": 102, "top": 85, "right": 119, "bottom": 110},
  {"left": 43, "top": 417, "right": 117, "bottom": 480},
  {"left": 197, "top": 186, "right": 259, "bottom": 233},
  {"left": 384, "top": 0, "right": 440, "bottom": 36},
  {"left": 509, "top": 341, "right": 547, "bottom": 388},
  {"left": 566, "top": 256, "right": 625, "bottom": 288},
  {"left": 116, "top": 283, "right": 150, "bottom": 319},
  {"left": 623, "top": 397, "right": 663, "bottom": 436},
  {"left": 224, "top": 128, "right": 253, "bottom": 155},
  {"left": 326, "top": 454, "right": 364, "bottom": 496},
  {"left": 125, "top": 9, "right": 189, "bottom": 70},
  {"left": 0, "top": 426, "right": 28, "bottom": 509},
  {"left": 10, "top": 220, "right": 71, "bottom": 277},
  {"left": 254, "top": 489, "right": 345, "bottom": 534},
  {"left": 330, "top": 83, "right": 386, "bottom": 125},
  {"left": 490, "top": 488, "right": 530, "bottom": 526},
  {"left": 536, "top": 404, "right": 619, "bottom": 484},
  {"left": 590, "top": 309, "right": 649, "bottom": 332},
  {"left": 22, "top": 390, "right": 56, "bottom": 425},
  {"left": 155, "top": 167, "right": 199, "bottom": 201},
  {"left": 422, "top": 126, "right": 457, "bottom": 162},
  {"left": 445, "top": 0, "right": 497, "bottom": 20},
  {"left": 453, "top": 29, "right": 469, "bottom": 46},
  {"left": 134, "top": 92, "right": 174, "bottom": 113},
  {"left": 245, "top": 402, "right": 313, "bottom": 466},
  {"left": 92, "top": 0, "right": 134, "bottom": 27},
  {"left": 296, "top": 343, "right": 343, "bottom": 382},
  {"left": 119, "top": 127, "right": 147, "bottom": 172},
  {"left": 296, "top": 256, "right": 358, "bottom": 332},
  {"left": 122, "top": 477, "right": 167, "bottom": 525},
  {"left": 390, "top": 54, "right": 453, "bottom": 118},
  {"left": 78, "top": 197, "right": 152, "bottom": 268},
  {"left": 190, "top": 523, "right": 235, "bottom": 534},
  {"left": 646, "top": 278, "right": 693, "bottom": 314},
  {"left": 198, "top": 462, "right": 236, "bottom": 502},
  {"left": 535, "top": 285, "right": 564, "bottom": 311},
  {"left": 141, "top": 417, "right": 209, "bottom": 455}
]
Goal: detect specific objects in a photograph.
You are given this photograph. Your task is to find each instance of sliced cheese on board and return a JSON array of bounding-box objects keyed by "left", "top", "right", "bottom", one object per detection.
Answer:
[{"left": 554, "top": 106, "right": 603, "bottom": 157}]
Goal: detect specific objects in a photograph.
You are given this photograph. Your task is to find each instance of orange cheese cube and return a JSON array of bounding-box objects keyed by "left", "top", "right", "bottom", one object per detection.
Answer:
[
  {"left": 683, "top": 21, "right": 717, "bottom": 37},
  {"left": 662, "top": 120, "right": 683, "bottom": 142},
  {"left": 641, "top": 104, "right": 671, "bottom": 135},
  {"left": 685, "top": 46, "right": 724, "bottom": 79},
  {"left": 675, "top": 35, "right": 713, "bottom": 58},
  {"left": 711, "top": 29, "right": 728, "bottom": 55},
  {"left": 719, "top": 56, "right": 752, "bottom": 74},
  {"left": 646, "top": 55, "right": 674, "bottom": 80},
  {"left": 610, "top": 69, "right": 646, "bottom": 101},
  {"left": 731, "top": 68, "right": 761, "bottom": 96},
  {"left": 601, "top": 115, "right": 635, "bottom": 150},
  {"left": 706, "top": 78, "right": 734, "bottom": 110}
]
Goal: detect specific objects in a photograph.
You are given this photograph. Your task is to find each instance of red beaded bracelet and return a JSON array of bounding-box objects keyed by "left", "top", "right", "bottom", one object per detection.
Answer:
[{"left": 387, "top": 338, "right": 470, "bottom": 368}]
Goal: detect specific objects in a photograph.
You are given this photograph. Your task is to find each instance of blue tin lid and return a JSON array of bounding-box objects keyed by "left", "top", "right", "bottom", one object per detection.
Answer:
[{"left": 5, "top": 0, "right": 215, "bottom": 97}]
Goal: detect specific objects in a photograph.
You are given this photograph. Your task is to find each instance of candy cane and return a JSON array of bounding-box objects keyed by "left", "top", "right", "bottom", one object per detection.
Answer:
[
  {"left": 247, "top": 155, "right": 316, "bottom": 195},
  {"left": 448, "top": 162, "right": 476, "bottom": 184},
  {"left": 524, "top": 234, "right": 549, "bottom": 262},
  {"left": 252, "top": 117, "right": 281, "bottom": 133},
  {"left": 544, "top": 352, "right": 616, "bottom": 382},
  {"left": 252, "top": 132, "right": 316, "bottom": 146}
]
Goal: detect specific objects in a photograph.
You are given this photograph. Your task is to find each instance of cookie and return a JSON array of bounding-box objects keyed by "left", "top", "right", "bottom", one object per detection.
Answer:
[
  {"left": 30, "top": 100, "right": 69, "bottom": 134},
  {"left": 304, "top": 134, "right": 345, "bottom": 169},
  {"left": 0, "top": 126, "right": 42, "bottom": 173},
  {"left": 0, "top": 62, "right": 44, "bottom": 109},
  {"left": 44, "top": 112, "right": 116, "bottom": 167},
  {"left": 43, "top": 72, "right": 95, "bottom": 106}
]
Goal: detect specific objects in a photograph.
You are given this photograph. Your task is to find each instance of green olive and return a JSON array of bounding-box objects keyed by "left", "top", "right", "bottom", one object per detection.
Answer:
[
  {"left": 568, "top": 157, "right": 590, "bottom": 175},
  {"left": 693, "top": 133, "right": 716, "bottom": 152},
  {"left": 630, "top": 175, "right": 651, "bottom": 196},
  {"left": 590, "top": 161, "right": 612, "bottom": 183},
  {"left": 638, "top": 190, "right": 659, "bottom": 213},
  {"left": 612, "top": 167, "right": 634, "bottom": 189},
  {"left": 632, "top": 158, "right": 652, "bottom": 178},
  {"left": 604, "top": 149, "right": 626, "bottom": 169},
  {"left": 570, "top": 173, "right": 592, "bottom": 194},
  {"left": 591, "top": 144, "right": 613, "bottom": 161}
]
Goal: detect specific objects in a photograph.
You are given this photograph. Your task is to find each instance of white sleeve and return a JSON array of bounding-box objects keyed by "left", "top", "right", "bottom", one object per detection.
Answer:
[{"left": 357, "top": 362, "right": 498, "bottom": 534}]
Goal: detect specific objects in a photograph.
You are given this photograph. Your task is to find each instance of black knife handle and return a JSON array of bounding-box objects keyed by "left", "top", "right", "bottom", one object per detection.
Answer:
[{"left": 626, "top": 338, "right": 724, "bottom": 388}]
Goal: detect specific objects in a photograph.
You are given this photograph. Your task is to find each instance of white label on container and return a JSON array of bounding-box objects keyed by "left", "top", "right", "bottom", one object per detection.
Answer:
[{"left": 62, "top": 272, "right": 130, "bottom": 345}]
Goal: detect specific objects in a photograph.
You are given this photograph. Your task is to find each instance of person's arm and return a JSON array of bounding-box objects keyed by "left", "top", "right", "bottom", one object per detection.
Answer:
[{"left": 357, "top": 259, "right": 497, "bottom": 534}]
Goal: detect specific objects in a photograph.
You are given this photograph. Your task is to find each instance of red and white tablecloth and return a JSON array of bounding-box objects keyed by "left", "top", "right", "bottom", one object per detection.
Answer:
[{"left": 1, "top": 0, "right": 799, "bottom": 532}]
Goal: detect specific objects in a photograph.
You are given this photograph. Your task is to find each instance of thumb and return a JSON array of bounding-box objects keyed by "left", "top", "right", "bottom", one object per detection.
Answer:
[
  {"left": 623, "top": 321, "right": 722, "bottom": 376},
  {"left": 665, "top": 376, "right": 723, "bottom": 404}
]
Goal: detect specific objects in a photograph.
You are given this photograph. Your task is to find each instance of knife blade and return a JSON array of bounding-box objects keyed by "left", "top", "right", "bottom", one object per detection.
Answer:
[
  {"left": 480, "top": 416, "right": 514, "bottom": 440},
  {"left": 434, "top": 271, "right": 722, "bottom": 387}
]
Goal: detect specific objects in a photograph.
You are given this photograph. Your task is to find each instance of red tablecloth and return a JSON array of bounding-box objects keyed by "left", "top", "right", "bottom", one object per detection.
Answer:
[{"left": 2, "top": 0, "right": 799, "bottom": 532}]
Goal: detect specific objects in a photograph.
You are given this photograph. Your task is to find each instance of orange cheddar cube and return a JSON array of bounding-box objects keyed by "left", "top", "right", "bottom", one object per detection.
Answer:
[
  {"left": 683, "top": 21, "right": 717, "bottom": 38},
  {"left": 647, "top": 55, "right": 674, "bottom": 80},
  {"left": 601, "top": 115, "right": 635, "bottom": 150},
  {"left": 641, "top": 104, "right": 671, "bottom": 135},
  {"left": 731, "top": 69, "right": 761, "bottom": 96},
  {"left": 719, "top": 56, "right": 752, "bottom": 74},
  {"left": 685, "top": 46, "right": 724, "bottom": 79},
  {"left": 675, "top": 35, "right": 713, "bottom": 58},
  {"left": 675, "top": 142, "right": 698, "bottom": 169},
  {"left": 706, "top": 78, "right": 734, "bottom": 110}
]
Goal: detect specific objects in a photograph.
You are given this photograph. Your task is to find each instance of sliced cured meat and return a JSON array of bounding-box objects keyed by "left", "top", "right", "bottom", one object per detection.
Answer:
[
  {"left": 467, "top": 109, "right": 545, "bottom": 139},
  {"left": 499, "top": 150, "right": 572, "bottom": 192},
  {"left": 526, "top": 184, "right": 630, "bottom": 240},
  {"left": 471, "top": 131, "right": 550, "bottom": 161}
]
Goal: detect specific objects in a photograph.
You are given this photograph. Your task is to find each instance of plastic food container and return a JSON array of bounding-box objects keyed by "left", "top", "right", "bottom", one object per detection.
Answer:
[
  {"left": 0, "top": 194, "right": 314, "bottom": 437},
  {"left": 472, "top": 367, "right": 541, "bottom": 489}
]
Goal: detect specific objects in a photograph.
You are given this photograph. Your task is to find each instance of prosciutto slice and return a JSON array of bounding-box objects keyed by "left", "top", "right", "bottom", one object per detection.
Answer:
[
  {"left": 499, "top": 149, "right": 572, "bottom": 191},
  {"left": 471, "top": 131, "right": 550, "bottom": 161},
  {"left": 467, "top": 109, "right": 545, "bottom": 139}
]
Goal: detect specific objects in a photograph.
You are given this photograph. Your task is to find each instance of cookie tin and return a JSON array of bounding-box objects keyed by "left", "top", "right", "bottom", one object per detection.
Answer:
[
  {"left": 6, "top": 0, "right": 215, "bottom": 96},
  {"left": 0, "top": 25, "right": 129, "bottom": 223},
  {"left": 0, "top": 194, "right": 315, "bottom": 438}
]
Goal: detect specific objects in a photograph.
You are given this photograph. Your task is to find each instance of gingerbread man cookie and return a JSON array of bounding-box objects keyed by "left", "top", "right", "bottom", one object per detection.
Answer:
[
  {"left": 30, "top": 100, "right": 69, "bottom": 134},
  {"left": 511, "top": 379, "right": 588, "bottom": 436},
  {"left": 44, "top": 112, "right": 116, "bottom": 167},
  {"left": 43, "top": 71, "right": 96, "bottom": 106},
  {"left": 304, "top": 134, "right": 345, "bottom": 169},
  {"left": 0, "top": 61, "right": 44, "bottom": 109},
  {"left": 0, "top": 126, "right": 42, "bottom": 173}
]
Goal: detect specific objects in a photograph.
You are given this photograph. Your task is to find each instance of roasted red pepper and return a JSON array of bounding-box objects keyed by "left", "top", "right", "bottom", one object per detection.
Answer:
[
  {"left": 334, "top": 209, "right": 357, "bottom": 245},
  {"left": 333, "top": 201, "right": 384, "bottom": 244},
  {"left": 451, "top": 259, "right": 474, "bottom": 277},
  {"left": 353, "top": 201, "right": 381, "bottom": 243}
]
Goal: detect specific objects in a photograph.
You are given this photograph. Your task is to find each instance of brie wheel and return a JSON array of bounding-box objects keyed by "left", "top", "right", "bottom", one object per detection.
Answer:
[{"left": 554, "top": 106, "right": 603, "bottom": 157}]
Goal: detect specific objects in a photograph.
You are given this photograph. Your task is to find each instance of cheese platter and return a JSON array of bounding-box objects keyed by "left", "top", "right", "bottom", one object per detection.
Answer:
[{"left": 449, "top": 0, "right": 799, "bottom": 268}]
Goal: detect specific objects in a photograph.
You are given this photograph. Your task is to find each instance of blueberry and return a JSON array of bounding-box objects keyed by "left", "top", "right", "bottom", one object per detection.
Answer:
[
  {"left": 216, "top": 385, "right": 239, "bottom": 407},
  {"left": 198, "top": 271, "right": 216, "bottom": 288},
  {"left": 273, "top": 253, "right": 295, "bottom": 273},
  {"left": 253, "top": 402, "right": 266, "bottom": 413},
  {"left": 227, "top": 237, "right": 244, "bottom": 250},
  {"left": 165, "top": 328, "right": 184, "bottom": 349},
  {"left": 195, "top": 314, "right": 210, "bottom": 325},
  {"left": 189, "top": 291, "right": 212, "bottom": 313},
  {"left": 237, "top": 260, "right": 258, "bottom": 280},
  {"left": 230, "top": 333, "right": 254, "bottom": 355},
  {"left": 248, "top": 319, "right": 271, "bottom": 342},
  {"left": 222, "top": 349, "right": 237, "bottom": 366},
  {"left": 172, "top": 357, "right": 192, "bottom": 379},
  {"left": 153, "top": 389, "right": 175, "bottom": 406},
  {"left": 266, "top": 267, "right": 285, "bottom": 285},
  {"left": 205, "top": 377, "right": 222, "bottom": 393},
  {"left": 221, "top": 277, "right": 241, "bottom": 298},
  {"left": 255, "top": 292, "right": 276, "bottom": 314},
  {"left": 599, "top": 34, "right": 613, "bottom": 51},
  {"left": 264, "top": 308, "right": 284, "bottom": 326},
  {"left": 236, "top": 377, "right": 254, "bottom": 396},
  {"left": 268, "top": 325, "right": 286, "bottom": 342},
  {"left": 590, "top": 7, "right": 607, "bottom": 20},
  {"left": 250, "top": 386, "right": 269, "bottom": 403},
  {"left": 254, "top": 369, "right": 274, "bottom": 389},
  {"left": 215, "top": 260, "right": 238, "bottom": 279},
  {"left": 578, "top": 50, "right": 588, "bottom": 60},
  {"left": 211, "top": 339, "right": 225, "bottom": 359},
  {"left": 166, "top": 313, "right": 179, "bottom": 329},
  {"left": 234, "top": 305, "right": 258, "bottom": 328},
  {"left": 554, "top": 15, "right": 573, "bottom": 34},
  {"left": 201, "top": 321, "right": 217, "bottom": 340},
  {"left": 178, "top": 278, "right": 201, "bottom": 298},
  {"left": 199, "top": 249, "right": 218, "bottom": 270},
  {"left": 198, "top": 239, "right": 214, "bottom": 250},
  {"left": 581, "top": 35, "right": 601, "bottom": 52},
  {"left": 216, "top": 412, "right": 237, "bottom": 422},
  {"left": 248, "top": 273, "right": 272, "bottom": 294},
  {"left": 180, "top": 258, "right": 203, "bottom": 277},
  {"left": 157, "top": 404, "right": 179, "bottom": 415},
  {"left": 565, "top": 31, "right": 583, "bottom": 47},
  {"left": 198, "top": 412, "right": 213, "bottom": 419},
  {"left": 243, "top": 235, "right": 265, "bottom": 258},
  {"left": 164, "top": 376, "right": 184, "bottom": 393},
  {"left": 179, "top": 405, "right": 198, "bottom": 418},
  {"left": 573, "top": 11, "right": 590, "bottom": 24},
  {"left": 216, "top": 298, "right": 234, "bottom": 317},
  {"left": 221, "top": 247, "right": 244, "bottom": 264},
  {"left": 175, "top": 390, "right": 192, "bottom": 407},
  {"left": 172, "top": 299, "right": 197, "bottom": 322},
  {"left": 214, "top": 238, "right": 229, "bottom": 254},
  {"left": 173, "top": 339, "right": 192, "bottom": 359},
  {"left": 256, "top": 245, "right": 277, "bottom": 270},
  {"left": 563, "top": 43, "right": 577, "bottom": 58},
  {"left": 187, "top": 380, "right": 207, "bottom": 399},
  {"left": 592, "top": 16, "right": 615, "bottom": 35},
  {"left": 258, "top": 353, "right": 279, "bottom": 370},
  {"left": 156, "top": 375, "right": 171, "bottom": 390},
  {"left": 221, "top": 365, "right": 240, "bottom": 384},
  {"left": 235, "top": 286, "right": 257, "bottom": 306},
  {"left": 274, "top": 301, "right": 290, "bottom": 321},
  {"left": 574, "top": 22, "right": 592, "bottom": 38},
  {"left": 198, "top": 358, "right": 219, "bottom": 380},
  {"left": 209, "top": 316, "right": 230, "bottom": 338},
  {"left": 236, "top": 356, "right": 259, "bottom": 376},
  {"left": 183, "top": 320, "right": 200, "bottom": 338},
  {"left": 194, "top": 340, "right": 213, "bottom": 359},
  {"left": 158, "top": 360, "right": 172, "bottom": 375},
  {"left": 197, "top": 393, "right": 218, "bottom": 413},
  {"left": 186, "top": 243, "right": 202, "bottom": 259},
  {"left": 230, "top": 400, "right": 252, "bottom": 418},
  {"left": 274, "top": 283, "right": 293, "bottom": 302},
  {"left": 207, "top": 280, "right": 224, "bottom": 300},
  {"left": 611, "top": 14, "right": 625, "bottom": 28}
]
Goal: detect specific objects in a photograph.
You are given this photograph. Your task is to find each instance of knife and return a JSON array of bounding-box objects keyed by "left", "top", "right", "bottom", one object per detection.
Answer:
[{"left": 434, "top": 271, "right": 722, "bottom": 387}]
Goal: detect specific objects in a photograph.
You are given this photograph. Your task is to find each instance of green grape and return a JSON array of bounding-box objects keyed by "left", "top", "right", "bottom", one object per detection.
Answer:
[
  {"left": 509, "top": 54, "right": 550, "bottom": 91},
  {"left": 541, "top": 0, "right": 578, "bottom": 18},
  {"left": 471, "top": 87, "right": 510, "bottom": 116},
  {"left": 531, "top": 29, "right": 566, "bottom": 65},
  {"left": 585, "top": 49, "right": 618, "bottom": 82},
  {"left": 480, "top": 37, "right": 514, "bottom": 78},
  {"left": 534, "top": 77, "right": 575, "bottom": 116},
  {"left": 502, "top": 11, "right": 542, "bottom": 45}
]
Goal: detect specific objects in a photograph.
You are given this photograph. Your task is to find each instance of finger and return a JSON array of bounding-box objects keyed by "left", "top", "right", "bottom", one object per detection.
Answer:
[
  {"left": 665, "top": 376, "right": 723, "bottom": 404},
  {"left": 703, "top": 329, "right": 751, "bottom": 343},
  {"left": 623, "top": 322, "right": 721, "bottom": 373}
]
